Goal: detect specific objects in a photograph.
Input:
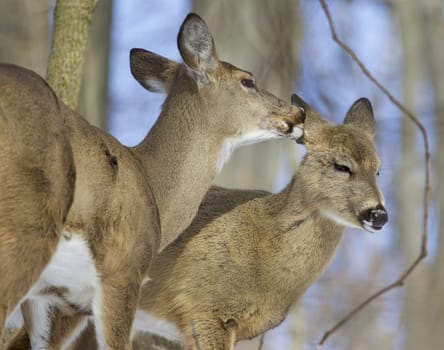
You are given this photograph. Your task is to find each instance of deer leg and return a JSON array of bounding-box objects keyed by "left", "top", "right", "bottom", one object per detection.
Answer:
[
  {"left": 0, "top": 157, "right": 73, "bottom": 331},
  {"left": 184, "top": 318, "right": 236, "bottom": 350},
  {"left": 0, "top": 220, "right": 60, "bottom": 330},
  {"left": 6, "top": 302, "right": 88, "bottom": 350},
  {"left": 92, "top": 273, "right": 142, "bottom": 350},
  {"left": 69, "top": 321, "right": 97, "bottom": 350},
  {"left": 48, "top": 309, "right": 89, "bottom": 349},
  {"left": 15, "top": 299, "right": 53, "bottom": 349},
  {"left": 4, "top": 300, "right": 48, "bottom": 350}
]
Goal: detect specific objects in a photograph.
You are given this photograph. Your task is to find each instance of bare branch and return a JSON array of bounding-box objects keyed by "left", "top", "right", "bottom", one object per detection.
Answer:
[
  {"left": 258, "top": 333, "right": 265, "bottom": 350},
  {"left": 316, "top": 0, "right": 431, "bottom": 347}
]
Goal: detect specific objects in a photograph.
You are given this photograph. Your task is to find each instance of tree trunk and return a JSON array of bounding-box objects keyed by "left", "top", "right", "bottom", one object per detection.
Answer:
[
  {"left": 46, "top": 0, "right": 98, "bottom": 109},
  {"left": 404, "top": 1, "right": 444, "bottom": 349},
  {"left": 77, "top": 0, "right": 112, "bottom": 129},
  {"left": 394, "top": 1, "right": 427, "bottom": 349},
  {"left": 193, "top": 0, "right": 301, "bottom": 192}
]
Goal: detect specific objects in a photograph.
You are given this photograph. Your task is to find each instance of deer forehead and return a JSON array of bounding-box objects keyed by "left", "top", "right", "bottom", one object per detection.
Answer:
[{"left": 319, "top": 129, "right": 380, "bottom": 170}]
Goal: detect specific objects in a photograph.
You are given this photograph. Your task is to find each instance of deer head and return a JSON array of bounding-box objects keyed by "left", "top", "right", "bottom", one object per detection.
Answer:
[
  {"left": 292, "top": 94, "right": 387, "bottom": 232},
  {"left": 130, "top": 13, "right": 305, "bottom": 170},
  {"left": 129, "top": 13, "right": 306, "bottom": 248}
]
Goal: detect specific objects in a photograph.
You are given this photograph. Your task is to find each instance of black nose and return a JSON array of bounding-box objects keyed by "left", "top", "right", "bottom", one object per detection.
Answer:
[{"left": 361, "top": 205, "right": 388, "bottom": 229}]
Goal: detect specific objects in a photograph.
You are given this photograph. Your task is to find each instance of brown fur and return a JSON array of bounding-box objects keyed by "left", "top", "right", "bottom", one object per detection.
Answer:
[
  {"left": 1, "top": 13, "right": 304, "bottom": 350},
  {"left": 0, "top": 64, "right": 76, "bottom": 335},
  {"left": 18, "top": 96, "right": 387, "bottom": 350}
]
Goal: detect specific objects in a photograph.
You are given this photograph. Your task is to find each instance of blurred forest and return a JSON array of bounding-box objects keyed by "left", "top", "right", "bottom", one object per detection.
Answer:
[{"left": 0, "top": 0, "right": 441, "bottom": 349}]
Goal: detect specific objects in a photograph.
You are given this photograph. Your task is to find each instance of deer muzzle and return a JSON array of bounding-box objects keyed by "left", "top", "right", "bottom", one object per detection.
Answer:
[
  {"left": 360, "top": 204, "right": 388, "bottom": 233},
  {"left": 271, "top": 106, "right": 306, "bottom": 141}
]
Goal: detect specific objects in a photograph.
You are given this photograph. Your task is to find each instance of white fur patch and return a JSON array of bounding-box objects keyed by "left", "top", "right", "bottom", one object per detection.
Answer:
[
  {"left": 37, "top": 233, "right": 98, "bottom": 310},
  {"left": 22, "top": 232, "right": 100, "bottom": 347},
  {"left": 362, "top": 220, "right": 381, "bottom": 233},
  {"left": 144, "top": 79, "right": 167, "bottom": 93},
  {"left": 92, "top": 284, "right": 106, "bottom": 350},
  {"left": 27, "top": 299, "right": 52, "bottom": 349},
  {"left": 292, "top": 123, "right": 304, "bottom": 140},
  {"left": 217, "top": 129, "right": 282, "bottom": 172},
  {"left": 322, "top": 210, "right": 361, "bottom": 230},
  {"left": 133, "top": 310, "right": 183, "bottom": 345},
  {"left": 5, "top": 307, "right": 23, "bottom": 328}
]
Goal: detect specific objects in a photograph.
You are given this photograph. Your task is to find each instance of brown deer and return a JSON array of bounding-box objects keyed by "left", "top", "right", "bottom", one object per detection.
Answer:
[
  {"left": 1, "top": 13, "right": 305, "bottom": 350},
  {"left": 130, "top": 95, "right": 387, "bottom": 350},
  {"left": 40, "top": 94, "right": 387, "bottom": 350}
]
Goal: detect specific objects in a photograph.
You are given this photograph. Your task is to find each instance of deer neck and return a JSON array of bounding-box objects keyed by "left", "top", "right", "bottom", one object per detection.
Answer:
[
  {"left": 262, "top": 173, "right": 344, "bottom": 297},
  {"left": 264, "top": 175, "right": 315, "bottom": 225},
  {"left": 270, "top": 171, "right": 345, "bottom": 239},
  {"left": 132, "top": 97, "right": 224, "bottom": 250}
]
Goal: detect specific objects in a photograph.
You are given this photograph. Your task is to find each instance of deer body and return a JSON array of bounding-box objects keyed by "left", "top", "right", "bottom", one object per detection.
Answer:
[
  {"left": 133, "top": 188, "right": 344, "bottom": 346},
  {"left": 2, "top": 13, "right": 304, "bottom": 350},
  {"left": 62, "top": 95, "right": 386, "bottom": 350}
]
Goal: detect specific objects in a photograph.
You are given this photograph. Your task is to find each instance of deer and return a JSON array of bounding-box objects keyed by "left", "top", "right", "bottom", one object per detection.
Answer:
[
  {"left": 0, "top": 63, "right": 76, "bottom": 343},
  {"left": 33, "top": 93, "right": 387, "bottom": 350},
  {"left": 0, "top": 13, "right": 305, "bottom": 350}
]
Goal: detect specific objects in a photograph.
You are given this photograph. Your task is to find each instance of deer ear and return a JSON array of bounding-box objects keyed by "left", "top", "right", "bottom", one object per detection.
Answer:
[
  {"left": 177, "top": 13, "right": 218, "bottom": 86},
  {"left": 291, "top": 94, "right": 328, "bottom": 144},
  {"left": 291, "top": 94, "right": 310, "bottom": 113},
  {"left": 344, "top": 98, "right": 376, "bottom": 139},
  {"left": 130, "top": 48, "right": 179, "bottom": 94}
]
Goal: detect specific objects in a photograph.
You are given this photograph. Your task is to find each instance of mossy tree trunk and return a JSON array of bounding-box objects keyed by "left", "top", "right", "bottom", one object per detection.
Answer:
[
  {"left": 78, "top": 0, "right": 112, "bottom": 129},
  {"left": 46, "top": 0, "right": 98, "bottom": 110}
]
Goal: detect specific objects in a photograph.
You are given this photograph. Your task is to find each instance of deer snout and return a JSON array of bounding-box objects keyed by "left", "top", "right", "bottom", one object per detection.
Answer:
[
  {"left": 272, "top": 107, "right": 306, "bottom": 140},
  {"left": 360, "top": 204, "right": 388, "bottom": 233}
]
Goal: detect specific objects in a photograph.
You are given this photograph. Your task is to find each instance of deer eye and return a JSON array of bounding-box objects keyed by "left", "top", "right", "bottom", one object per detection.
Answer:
[
  {"left": 241, "top": 78, "right": 256, "bottom": 89},
  {"left": 334, "top": 162, "right": 352, "bottom": 175}
]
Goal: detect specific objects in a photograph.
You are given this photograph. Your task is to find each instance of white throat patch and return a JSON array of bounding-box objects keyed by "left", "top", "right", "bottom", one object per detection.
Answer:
[
  {"left": 322, "top": 210, "right": 361, "bottom": 230},
  {"left": 216, "top": 129, "right": 281, "bottom": 173}
]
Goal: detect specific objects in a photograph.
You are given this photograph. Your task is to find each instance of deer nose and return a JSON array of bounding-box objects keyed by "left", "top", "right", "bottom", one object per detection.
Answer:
[{"left": 360, "top": 204, "right": 388, "bottom": 232}]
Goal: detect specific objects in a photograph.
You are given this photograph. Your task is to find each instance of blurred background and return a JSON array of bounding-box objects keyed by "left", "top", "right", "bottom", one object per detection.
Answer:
[{"left": 0, "top": 0, "right": 441, "bottom": 349}]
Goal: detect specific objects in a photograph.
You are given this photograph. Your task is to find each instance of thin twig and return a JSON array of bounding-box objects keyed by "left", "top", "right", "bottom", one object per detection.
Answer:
[
  {"left": 316, "top": 0, "right": 431, "bottom": 347},
  {"left": 258, "top": 333, "right": 265, "bottom": 350}
]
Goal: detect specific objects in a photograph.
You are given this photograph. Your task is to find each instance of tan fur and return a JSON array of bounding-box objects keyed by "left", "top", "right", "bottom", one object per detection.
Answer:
[
  {"left": 1, "top": 13, "right": 304, "bottom": 350},
  {"left": 54, "top": 95, "right": 386, "bottom": 350},
  {"left": 0, "top": 64, "right": 76, "bottom": 334}
]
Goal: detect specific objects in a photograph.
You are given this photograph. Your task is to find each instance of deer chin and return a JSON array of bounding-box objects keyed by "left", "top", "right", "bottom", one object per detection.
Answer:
[
  {"left": 361, "top": 220, "right": 384, "bottom": 233},
  {"left": 290, "top": 123, "right": 304, "bottom": 141}
]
